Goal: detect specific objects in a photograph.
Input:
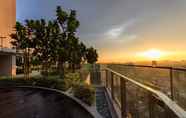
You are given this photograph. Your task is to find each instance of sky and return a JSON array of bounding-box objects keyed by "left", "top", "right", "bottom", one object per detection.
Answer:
[{"left": 17, "top": 0, "right": 186, "bottom": 63}]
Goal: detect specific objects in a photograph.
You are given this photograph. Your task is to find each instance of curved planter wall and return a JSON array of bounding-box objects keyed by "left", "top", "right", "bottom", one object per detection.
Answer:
[{"left": 0, "top": 86, "right": 97, "bottom": 118}]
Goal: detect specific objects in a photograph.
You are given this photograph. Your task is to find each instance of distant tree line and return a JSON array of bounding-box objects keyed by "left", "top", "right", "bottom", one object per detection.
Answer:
[{"left": 11, "top": 6, "right": 98, "bottom": 79}]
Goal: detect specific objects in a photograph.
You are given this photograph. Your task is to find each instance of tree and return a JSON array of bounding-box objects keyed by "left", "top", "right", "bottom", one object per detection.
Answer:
[
  {"left": 11, "top": 22, "right": 33, "bottom": 79},
  {"left": 56, "top": 6, "right": 80, "bottom": 77},
  {"left": 30, "top": 19, "right": 60, "bottom": 77},
  {"left": 12, "top": 6, "right": 98, "bottom": 79},
  {"left": 66, "top": 10, "right": 81, "bottom": 72},
  {"left": 68, "top": 36, "right": 81, "bottom": 72},
  {"left": 56, "top": 6, "right": 68, "bottom": 78},
  {"left": 86, "top": 47, "right": 98, "bottom": 64},
  {"left": 68, "top": 40, "right": 87, "bottom": 72},
  {"left": 31, "top": 56, "right": 40, "bottom": 67},
  {"left": 12, "top": 19, "right": 61, "bottom": 78}
]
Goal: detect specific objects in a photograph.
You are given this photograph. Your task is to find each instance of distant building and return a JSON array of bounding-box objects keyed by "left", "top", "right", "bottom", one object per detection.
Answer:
[
  {"left": 152, "top": 60, "right": 157, "bottom": 67},
  {"left": 0, "top": 0, "right": 16, "bottom": 76}
]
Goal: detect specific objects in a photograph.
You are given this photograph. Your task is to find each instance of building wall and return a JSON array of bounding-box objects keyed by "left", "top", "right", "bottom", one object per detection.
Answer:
[
  {"left": 0, "top": 0, "right": 16, "bottom": 48},
  {"left": 0, "top": 0, "right": 16, "bottom": 76},
  {"left": 0, "top": 55, "right": 16, "bottom": 76}
]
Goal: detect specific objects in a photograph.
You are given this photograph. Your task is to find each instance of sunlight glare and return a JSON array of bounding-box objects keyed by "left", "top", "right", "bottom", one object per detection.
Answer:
[{"left": 139, "top": 49, "right": 164, "bottom": 60}]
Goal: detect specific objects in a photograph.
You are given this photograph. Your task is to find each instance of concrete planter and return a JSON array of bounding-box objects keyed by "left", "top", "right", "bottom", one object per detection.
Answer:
[{"left": 0, "top": 86, "right": 102, "bottom": 118}]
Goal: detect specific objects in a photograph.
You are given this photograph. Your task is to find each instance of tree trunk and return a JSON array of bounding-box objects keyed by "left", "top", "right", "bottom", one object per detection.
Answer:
[
  {"left": 72, "top": 63, "right": 75, "bottom": 73},
  {"left": 24, "top": 48, "right": 29, "bottom": 80},
  {"left": 58, "top": 57, "right": 65, "bottom": 79},
  {"left": 42, "top": 61, "right": 48, "bottom": 79},
  {"left": 24, "top": 51, "right": 27, "bottom": 79},
  {"left": 68, "top": 62, "right": 72, "bottom": 71},
  {"left": 27, "top": 48, "right": 30, "bottom": 79}
]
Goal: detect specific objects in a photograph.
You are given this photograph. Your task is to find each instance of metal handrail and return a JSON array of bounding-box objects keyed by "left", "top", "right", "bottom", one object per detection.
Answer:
[
  {"left": 105, "top": 67, "right": 186, "bottom": 118},
  {"left": 107, "top": 64, "right": 186, "bottom": 100},
  {"left": 116, "top": 64, "right": 186, "bottom": 72}
]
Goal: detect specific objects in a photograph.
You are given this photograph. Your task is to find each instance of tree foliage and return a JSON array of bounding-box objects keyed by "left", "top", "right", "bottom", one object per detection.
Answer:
[
  {"left": 11, "top": 22, "right": 33, "bottom": 79},
  {"left": 11, "top": 6, "right": 98, "bottom": 79},
  {"left": 86, "top": 47, "right": 98, "bottom": 64}
]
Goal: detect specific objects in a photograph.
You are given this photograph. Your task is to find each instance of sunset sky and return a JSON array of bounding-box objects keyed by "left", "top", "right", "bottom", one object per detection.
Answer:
[{"left": 17, "top": 0, "right": 186, "bottom": 63}]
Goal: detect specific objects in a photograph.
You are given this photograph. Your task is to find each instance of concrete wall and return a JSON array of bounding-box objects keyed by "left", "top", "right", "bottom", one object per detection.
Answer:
[
  {"left": 0, "top": 0, "right": 16, "bottom": 76},
  {"left": 0, "top": 0, "right": 16, "bottom": 48},
  {"left": 0, "top": 55, "right": 16, "bottom": 76}
]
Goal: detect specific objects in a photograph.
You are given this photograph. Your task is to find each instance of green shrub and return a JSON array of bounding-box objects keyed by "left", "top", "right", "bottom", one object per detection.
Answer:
[
  {"left": 81, "top": 64, "right": 92, "bottom": 72},
  {"left": 0, "top": 78, "right": 32, "bottom": 87},
  {"left": 65, "top": 72, "right": 83, "bottom": 87},
  {"left": 73, "top": 83, "right": 95, "bottom": 106},
  {"left": 30, "top": 78, "right": 69, "bottom": 91},
  {"left": 0, "top": 78, "right": 69, "bottom": 91},
  {"left": 54, "top": 79, "right": 70, "bottom": 91},
  {"left": 48, "top": 70, "right": 59, "bottom": 76}
]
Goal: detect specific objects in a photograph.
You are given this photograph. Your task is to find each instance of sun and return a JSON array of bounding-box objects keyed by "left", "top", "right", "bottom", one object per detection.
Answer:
[{"left": 139, "top": 49, "right": 164, "bottom": 60}]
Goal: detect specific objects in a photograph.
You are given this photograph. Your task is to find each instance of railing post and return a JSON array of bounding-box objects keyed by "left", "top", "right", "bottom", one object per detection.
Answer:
[
  {"left": 106, "top": 70, "right": 108, "bottom": 88},
  {"left": 170, "top": 67, "right": 174, "bottom": 100},
  {"left": 111, "top": 72, "right": 114, "bottom": 99},
  {"left": 120, "top": 77, "right": 127, "bottom": 118}
]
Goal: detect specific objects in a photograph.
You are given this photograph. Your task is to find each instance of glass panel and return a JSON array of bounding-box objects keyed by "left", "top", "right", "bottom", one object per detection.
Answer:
[
  {"left": 153, "top": 103, "right": 167, "bottom": 118},
  {"left": 108, "top": 64, "right": 171, "bottom": 98},
  {"left": 173, "top": 69, "right": 186, "bottom": 110},
  {"left": 113, "top": 75, "right": 121, "bottom": 107},
  {"left": 153, "top": 103, "right": 179, "bottom": 118},
  {"left": 102, "top": 65, "right": 184, "bottom": 118},
  {"left": 107, "top": 71, "right": 112, "bottom": 91},
  {"left": 126, "top": 81, "right": 149, "bottom": 118},
  {"left": 100, "top": 70, "right": 106, "bottom": 86}
]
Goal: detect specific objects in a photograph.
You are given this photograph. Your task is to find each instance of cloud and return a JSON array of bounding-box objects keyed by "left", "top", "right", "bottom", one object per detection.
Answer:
[
  {"left": 105, "top": 18, "right": 138, "bottom": 39},
  {"left": 106, "top": 27, "right": 123, "bottom": 38},
  {"left": 123, "top": 34, "right": 137, "bottom": 40},
  {"left": 113, "top": 34, "right": 138, "bottom": 44}
]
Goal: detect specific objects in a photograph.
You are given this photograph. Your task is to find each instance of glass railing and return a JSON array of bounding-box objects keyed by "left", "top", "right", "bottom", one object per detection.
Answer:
[{"left": 94, "top": 64, "right": 186, "bottom": 118}]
